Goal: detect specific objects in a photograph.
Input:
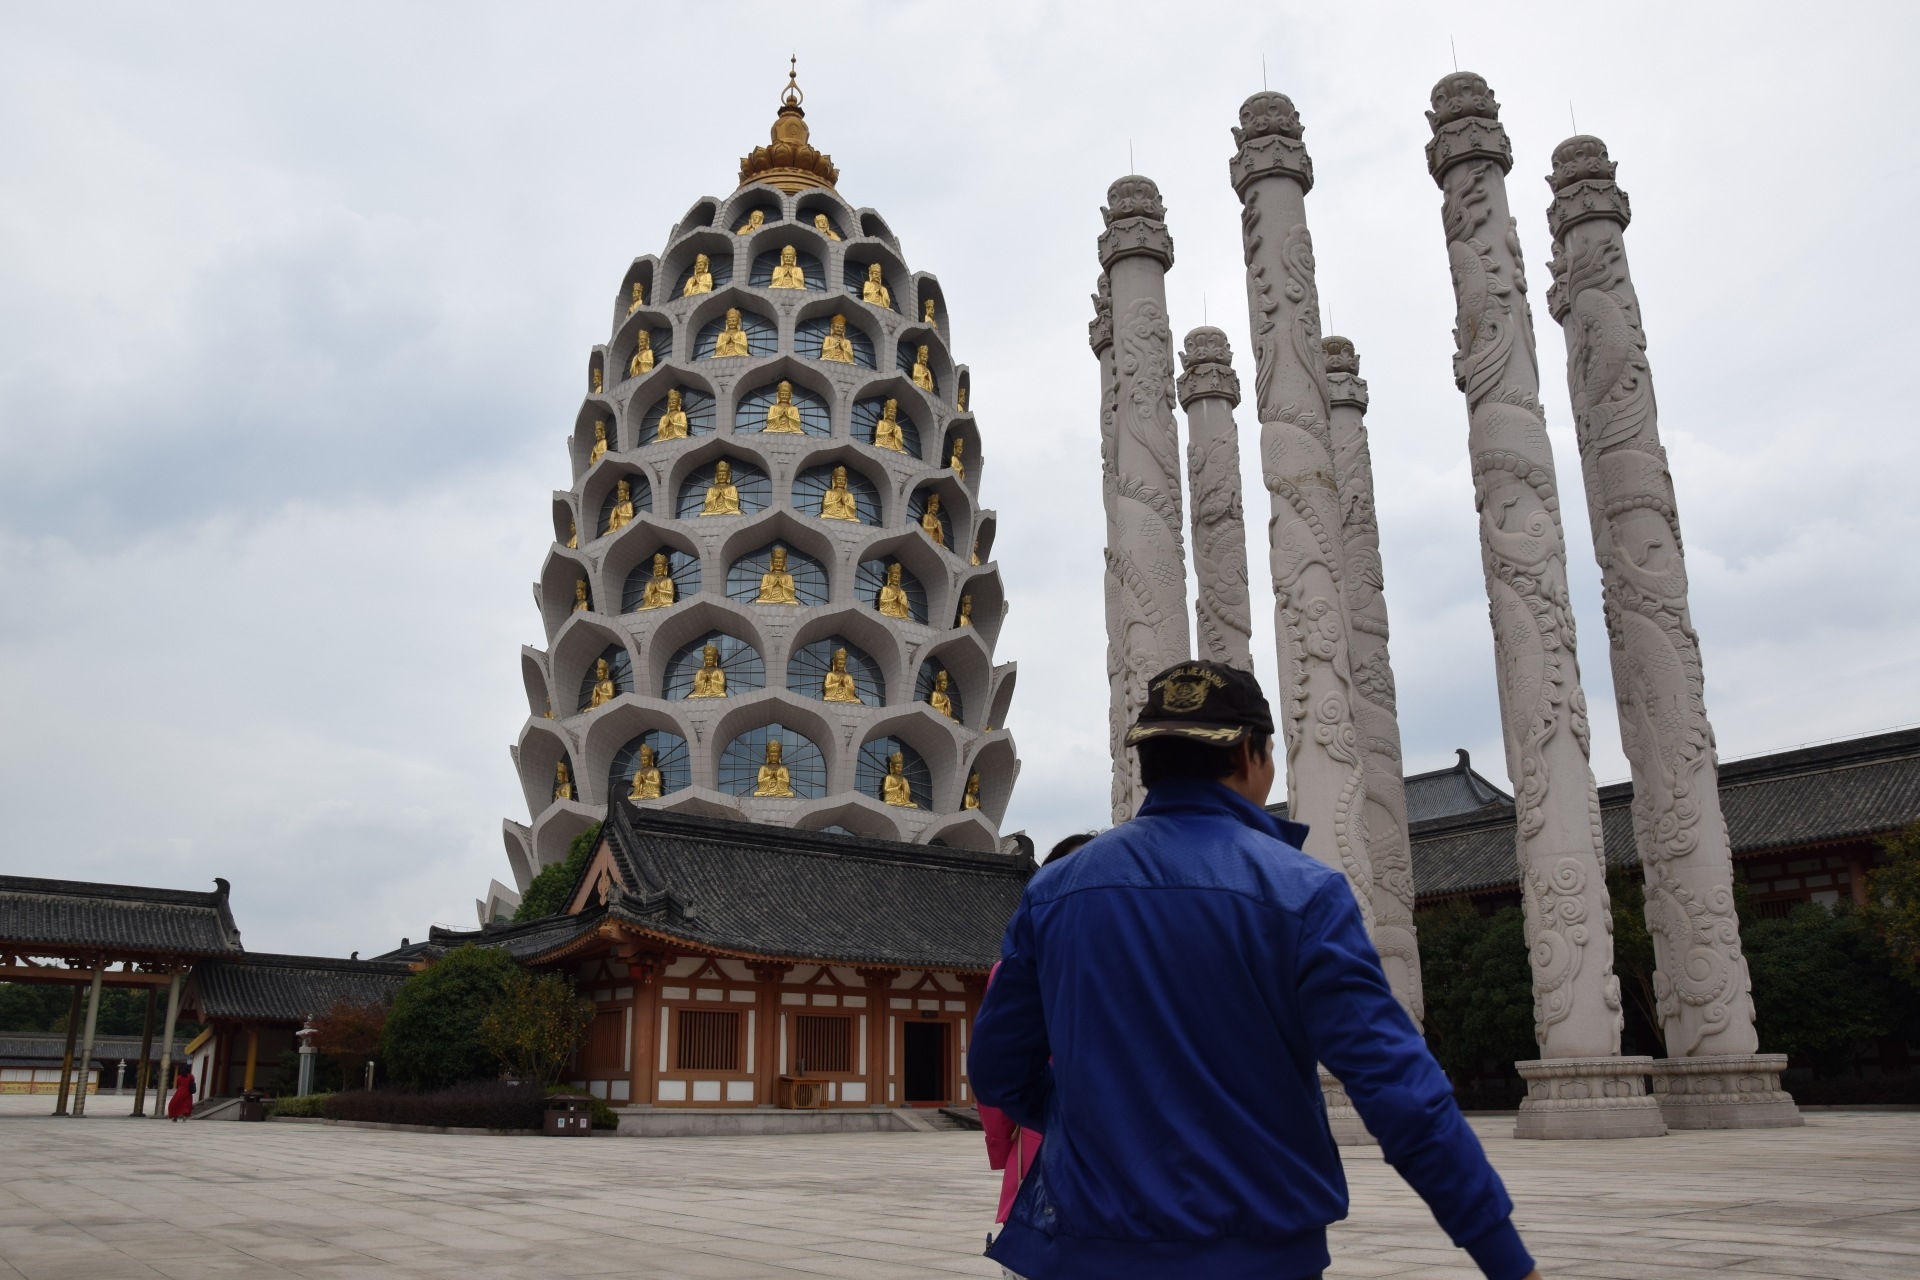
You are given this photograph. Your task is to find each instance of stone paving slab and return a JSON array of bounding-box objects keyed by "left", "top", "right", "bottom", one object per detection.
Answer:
[{"left": 0, "top": 1109, "right": 1914, "bottom": 1277}]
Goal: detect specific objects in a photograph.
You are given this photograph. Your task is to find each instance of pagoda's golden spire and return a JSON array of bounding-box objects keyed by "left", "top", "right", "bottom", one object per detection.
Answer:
[{"left": 737, "top": 58, "right": 839, "bottom": 194}]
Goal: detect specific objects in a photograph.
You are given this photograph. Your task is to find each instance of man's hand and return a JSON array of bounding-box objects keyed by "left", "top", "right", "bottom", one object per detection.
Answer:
[{"left": 1521, "top": 1271, "right": 1543, "bottom": 1279}]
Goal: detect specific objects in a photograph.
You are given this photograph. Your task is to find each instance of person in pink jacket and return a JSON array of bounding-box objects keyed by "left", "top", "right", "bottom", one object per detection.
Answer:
[{"left": 981, "top": 833, "right": 1093, "bottom": 1225}]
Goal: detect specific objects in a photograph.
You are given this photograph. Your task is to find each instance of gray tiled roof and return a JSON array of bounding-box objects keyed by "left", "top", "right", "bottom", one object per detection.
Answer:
[
  {"left": 1412, "top": 728, "right": 1920, "bottom": 900},
  {"left": 0, "top": 1031, "right": 191, "bottom": 1066},
  {"left": 432, "top": 805, "right": 1034, "bottom": 972},
  {"left": 0, "top": 876, "right": 243, "bottom": 957},
  {"left": 1270, "top": 748, "right": 1513, "bottom": 827},
  {"left": 188, "top": 953, "right": 413, "bottom": 1024}
]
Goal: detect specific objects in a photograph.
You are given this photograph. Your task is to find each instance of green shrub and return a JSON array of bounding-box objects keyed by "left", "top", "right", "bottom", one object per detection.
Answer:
[
  {"left": 1742, "top": 901, "right": 1917, "bottom": 1075},
  {"left": 481, "top": 971, "right": 594, "bottom": 1085},
  {"left": 268, "top": 1092, "right": 331, "bottom": 1118},
  {"left": 323, "top": 1081, "right": 545, "bottom": 1130},
  {"left": 1414, "top": 901, "right": 1537, "bottom": 1090},
  {"left": 512, "top": 823, "right": 601, "bottom": 922},
  {"left": 382, "top": 945, "right": 521, "bottom": 1091}
]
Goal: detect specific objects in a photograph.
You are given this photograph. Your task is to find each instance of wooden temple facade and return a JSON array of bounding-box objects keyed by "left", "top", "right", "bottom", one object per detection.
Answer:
[{"left": 412, "top": 802, "right": 1032, "bottom": 1115}]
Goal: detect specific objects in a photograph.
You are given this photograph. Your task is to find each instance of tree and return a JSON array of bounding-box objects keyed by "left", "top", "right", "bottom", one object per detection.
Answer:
[
  {"left": 512, "top": 823, "right": 601, "bottom": 922},
  {"left": 479, "top": 971, "right": 595, "bottom": 1084},
  {"left": 1862, "top": 822, "right": 1920, "bottom": 989},
  {"left": 1743, "top": 902, "right": 1901, "bottom": 1075},
  {"left": 1413, "top": 901, "right": 1537, "bottom": 1088},
  {"left": 1605, "top": 866, "right": 1666, "bottom": 1057},
  {"left": 310, "top": 998, "right": 387, "bottom": 1088},
  {"left": 381, "top": 945, "right": 520, "bottom": 1091}
]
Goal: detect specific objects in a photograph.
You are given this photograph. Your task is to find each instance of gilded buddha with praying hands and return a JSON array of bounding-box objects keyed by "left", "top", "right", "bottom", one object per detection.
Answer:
[
  {"left": 823, "top": 647, "right": 861, "bottom": 703},
  {"left": 605, "top": 479, "right": 636, "bottom": 535},
  {"left": 919, "top": 492, "right": 944, "bottom": 546},
  {"left": 928, "top": 670, "right": 955, "bottom": 720},
  {"left": 948, "top": 436, "right": 965, "bottom": 478},
  {"left": 962, "top": 772, "right": 981, "bottom": 810},
  {"left": 683, "top": 253, "right": 714, "bottom": 297},
  {"left": 588, "top": 657, "right": 616, "bottom": 710},
  {"left": 656, "top": 388, "right": 690, "bottom": 440},
  {"left": 754, "top": 739, "right": 796, "bottom": 797},
  {"left": 573, "top": 579, "right": 590, "bottom": 612},
  {"left": 701, "top": 461, "right": 741, "bottom": 516},
  {"left": 910, "top": 345, "right": 934, "bottom": 392},
  {"left": 627, "top": 744, "right": 663, "bottom": 800},
  {"left": 588, "top": 420, "right": 609, "bottom": 466},
  {"left": 714, "top": 308, "right": 750, "bottom": 358},
  {"left": 627, "top": 281, "right": 645, "bottom": 315},
  {"left": 629, "top": 330, "right": 654, "bottom": 377},
  {"left": 764, "top": 380, "right": 803, "bottom": 433},
  {"left": 553, "top": 760, "right": 573, "bottom": 801},
  {"left": 881, "top": 752, "right": 917, "bottom": 808},
  {"left": 922, "top": 298, "right": 937, "bottom": 328},
  {"left": 755, "top": 545, "right": 799, "bottom": 604},
  {"left": 873, "top": 399, "right": 906, "bottom": 452},
  {"left": 820, "top": 465, "right": 859, "bottom": 522},
  {"left": 689, "top": 643, "right": 727, "bottom": 698},
  {"left": 861, "top": 263, "right": 890, "bottom": 310},
  {"left": 735, "top": 209, "right": 765, "bottom": 235},
  {"left": 640, "top": 553, "right": 676, "bottom": 609},
  {"left": 820, "top": 314, "right": 854, "bottom": 363},
  {"left": 770, "top": 244, "right": 806, "bottom": 290}
]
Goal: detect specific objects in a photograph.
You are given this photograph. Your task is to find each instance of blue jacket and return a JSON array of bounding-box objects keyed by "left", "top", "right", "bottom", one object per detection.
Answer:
[{"left": 970, "top": 777, "right": 1533, "bottom": 1280}]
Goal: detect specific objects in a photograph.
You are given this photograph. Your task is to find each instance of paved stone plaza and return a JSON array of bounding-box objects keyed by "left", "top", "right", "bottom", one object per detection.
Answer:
[{"left": 0, "top": 1108, "right": 1915, "bottom": 1278}]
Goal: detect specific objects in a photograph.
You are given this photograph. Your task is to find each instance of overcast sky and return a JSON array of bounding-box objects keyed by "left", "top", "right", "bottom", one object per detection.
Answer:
[{"left": 2, "top": 2, "right": 1916, "bottom": 957}]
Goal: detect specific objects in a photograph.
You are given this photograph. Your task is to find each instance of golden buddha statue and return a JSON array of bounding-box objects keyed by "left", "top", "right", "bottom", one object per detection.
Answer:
[
  {"left": 956, "top": 594, "right": 972, "bottom": 627},
  {"left": 701, "top": 461, "right": 741, "bottom": 516},
  {"left": 820, "top": 465, "right": 859, "bottom": 522},
  {"left": 684, "top": 253, "right": 714, "bottom": 297},
  {"left": 813, "top": 212, "right": 840, "bottom": 241},
  {"left": 629, "top": 330, "right": 654, "bottom": 377},
  {"left": 756, "top": 545, "right": 799, "bottom": 604},
  {"left": 714, "top": 307, "right": 750, "bottom": 357},
  {"left": 770, "top": 244, "right": 806, "bottom": 290},
  {"left": 754, "top": 739, "right": 796, "bottom": 797},
  {"left": 566, "top": 521, "right": 578, "bottom": 550},
  {"left": 928, "top": 670, "right": 955, "bottom": 719},
  {"left": 923, "top": 298, "right": 938, "bottom": 328},
  {"left": 588, "top": 420, "right": 609, "bottom": 466},
  {"left": 588, "top": 657, "right": 616, "bottom": 710},
  {"left": 628, "top": 744, "right": 663, "bottom": 800},
  {"left": 877, "top": 562, "right": 910, "bottom": 618},
  {"left": 820, "top": 314, "right": 854, "bottom": 363},
  {"left": 656, "top": 388, "right": 690, "bottom": 441},
  {"left": 640, "top": 553, "right": 676, "bottom": 609},
  {"left": 919, "top": 493, "right": 945, "bottom": 546},
  {"left": 962, "top": 772, "right": 982, "bottom": 810},
  {"left": 822, "top": 647, "right": 861, "bottom": 704},
  {"left": 873, "top": 398, "right": 906, "bottom": 452},
  {"left": 970, "top": 536, "right": 981, "bottom": 566},
  {"left": 861, "top": 263, "right": 890, "bottom": 310},
  {"left": 949, "top": 436, "right": 966, "bottom": 478},
  {"left": 910, "top": 345, "right": 934, "bottom": 392},
  {"left": 881, "top": 751, "right": 918, "bottom": 808},
  {"left": 688, "top": 642, "right": 727, "bottom": 698},
  {"left": 573, "top": 579, "right": 590, "bottom": 612},
  {"left": 957, "top": 386, "right": 969, "bottom": 412},
  {"left": 591, "top": 365, "right": 603, "bottom": 393},
  {"left": 553, "top": 760, "right": 573, "bottom": 801},
  {"left": 735, "top": 209, "right": 765, "bottom": 235},
  {"left": 605, "top": 479, "right": 635, "bottom": 535},
  {"left": 627, "top": 281, "right": 645, "bottom": 315},
  {"left": 764, "top": 380, "right": 804, "bottom": 432}
]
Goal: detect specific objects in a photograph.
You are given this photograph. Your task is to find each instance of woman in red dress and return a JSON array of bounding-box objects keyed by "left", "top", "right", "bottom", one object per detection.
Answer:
[{"left": 165, "top": 1067, "right": 196, "bottom": 1120}]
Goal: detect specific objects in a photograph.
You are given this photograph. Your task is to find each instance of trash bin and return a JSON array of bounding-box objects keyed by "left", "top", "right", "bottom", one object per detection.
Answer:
[
  {"left": 543, "top": 1093, "right": 593, "bottom": 1136},
  {"left": 238, "top": 1091, "right": 267, "bottom": 1122}
]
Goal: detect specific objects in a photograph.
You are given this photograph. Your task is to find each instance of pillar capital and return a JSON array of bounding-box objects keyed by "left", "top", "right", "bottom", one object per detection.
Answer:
[
  {"left": 1230, "top": 91, "right": 1313, "bottom": 197},
  {"left": 1425, "top": 72, "right": 1513, "bottom": 182},
  {"left": 1098, "top": 176, "right": 1175, "bottom": 269},
  {"left": 1176, "top": 326, "right": 1241, "bottom": 408},
  {"left": 1545, "top": 134, "right": 1633, "bottom": 239},
  {"left": 1322, "top": 335, "right": 1368, "bottom": 410},
  {"left": 1088, "top": 273, "right": 1113, "bottom": 354}
]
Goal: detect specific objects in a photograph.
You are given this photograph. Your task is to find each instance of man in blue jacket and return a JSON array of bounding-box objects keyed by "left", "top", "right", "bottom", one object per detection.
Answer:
[{"left": 971, "top": 660, "right": 1540, "bottom": 1280}]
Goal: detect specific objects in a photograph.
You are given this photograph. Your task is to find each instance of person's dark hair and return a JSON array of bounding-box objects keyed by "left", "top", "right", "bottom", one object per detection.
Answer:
[
  {"left": 1138, "top": 732, "right": 1271, "bottom": 789},
  {"left": 1047, "top": 832, "right": 1095, "bottom": 864}
]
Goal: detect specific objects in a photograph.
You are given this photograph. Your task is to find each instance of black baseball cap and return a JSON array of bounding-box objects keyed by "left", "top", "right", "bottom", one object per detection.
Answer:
[{"left": 1125, "top": 660, "right": 1275, "bottom": 748}]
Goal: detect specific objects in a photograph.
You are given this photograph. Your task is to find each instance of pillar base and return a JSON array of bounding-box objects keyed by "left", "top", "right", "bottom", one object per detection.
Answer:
[
  {"left": 1514, "top": 1056, "right": 1666, "bottom": 1139},
  {"left": 1318, "top": 1068, "right": 1377, "bottom": 1147},
  {"left": 1651, "top": 1053, "right": 1802, "bottom": 1129}
]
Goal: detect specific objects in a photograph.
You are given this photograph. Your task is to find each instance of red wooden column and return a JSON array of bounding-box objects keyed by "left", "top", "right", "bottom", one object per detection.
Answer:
[
  {"left": 619, "top": 945, "right": 667, "bottom": 1106},
  {"left": 858, "top": 967, "right": 900, "bottom": 1107},
  {"left": 750, "top": 963, "right": 792, "bottom": 1106},
  {"left": 958, "top": 971, "right": 988, "bottom": 1106}
]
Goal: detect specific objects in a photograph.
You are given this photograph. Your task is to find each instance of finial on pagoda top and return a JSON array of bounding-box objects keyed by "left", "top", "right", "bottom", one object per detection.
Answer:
[{"left": 739, "top": 59, "right": 839, "bottom": 194}]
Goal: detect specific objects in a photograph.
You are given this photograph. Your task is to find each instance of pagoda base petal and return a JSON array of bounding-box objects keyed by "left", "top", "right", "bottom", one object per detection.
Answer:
[
  {"left": 1514, "top": 1056, "right": 1667, "bottom": 1140},
  {"left": 1652, "top": 1053, "right": 1803, "bottom": 1129}
]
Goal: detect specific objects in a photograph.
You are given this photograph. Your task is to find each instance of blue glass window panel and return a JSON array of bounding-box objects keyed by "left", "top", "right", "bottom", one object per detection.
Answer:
[
  {"left": 640, "top": 387, "right": 716, "bottom": 442},
  {"left": 694, "top": 309, "right": 778, "bottom": 359},
  {"left": 610, "top": 729, "right": 691, "bottom": 798},
  {"left": 673, "top": 253, "right": 734, "bottom": 297},
  {"left": 851, "top": 397, "right": 922, "bottom": 459},
  {"left": 856, "top": 734, "right": 933, "bottom": 809},
  {"left": 855, "top": 558, "right": 928, "bottom": 624},
  {"left": 915, "top": 658, "right": 964, "bottom": 725},
  {"left": 787, "top": 636, "right": 886, "bottom": 706},
  {"left": 663, "top": 631, "right": 765, "bottom": 700},
  {"left": 897, "top": 340, "right": 939, "bottom": 395},
  {"left": 577, "top": 644, "right": 635, "bottom": 712},
  {"left": 596, "top": 472, "right": 654, "bottom": 536},
  {"left": 719, "top": 723, "right": 827, "bottom": 799},
  {"left": 726, "top": 543, "right": 829, "bottom": 606},
  {"left": 735, "top": 381, "right": 831, "bottom": 436},
  {"left": 842, "top": 260, "right": 897, "bottom": 311},
  {"left": 793, "top": 464, "right": 881, "bottom": 526},
  {"left": 795, "top": 316, "right": 876, "bottom": 369},
  {"left": 749, "top": 246, "right": 827, "bottom": 291},
  {"left": 620, "top": 548, "right": 701, "bottom": 612},
  {"left": 676, "top": 459, "right": 771, "bottom": 519},
  {"left": 908, "top": 487, "right": 951, "bottom": 548}
]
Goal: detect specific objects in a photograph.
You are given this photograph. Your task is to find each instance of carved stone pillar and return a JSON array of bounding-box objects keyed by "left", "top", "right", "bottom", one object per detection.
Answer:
[
  {"left": 1176, "top": 328, "right": 1254, "bottom": 669},
  {"left": 1098, "top": 176, "right": 1193, "bottom": 821},
  {"left": 1424, "top": 73, "right": 1662, "bottom": 1139},
  {"left": 1543, "top": 135, "right": 1798, "bottom": 1128},
  {"left": 1091, "top": 276, "right": 1136, "bottom": 822},
  {"left": 1229, "top": 93, "right": 1375, "bottom": 931},
  {"left": 1324, "top": 336, "right": 1424, "bottom": 1029}
]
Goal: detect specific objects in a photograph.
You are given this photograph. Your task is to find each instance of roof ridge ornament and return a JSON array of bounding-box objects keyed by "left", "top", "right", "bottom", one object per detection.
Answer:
[{"left": 738, "top": 59, "right": 839, "bottom": 194}]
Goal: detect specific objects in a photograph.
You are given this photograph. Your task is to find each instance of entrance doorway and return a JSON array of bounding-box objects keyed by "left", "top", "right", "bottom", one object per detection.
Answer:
[{"left": 902, "top": 1020, "right": 948, "bottom": 1104}]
